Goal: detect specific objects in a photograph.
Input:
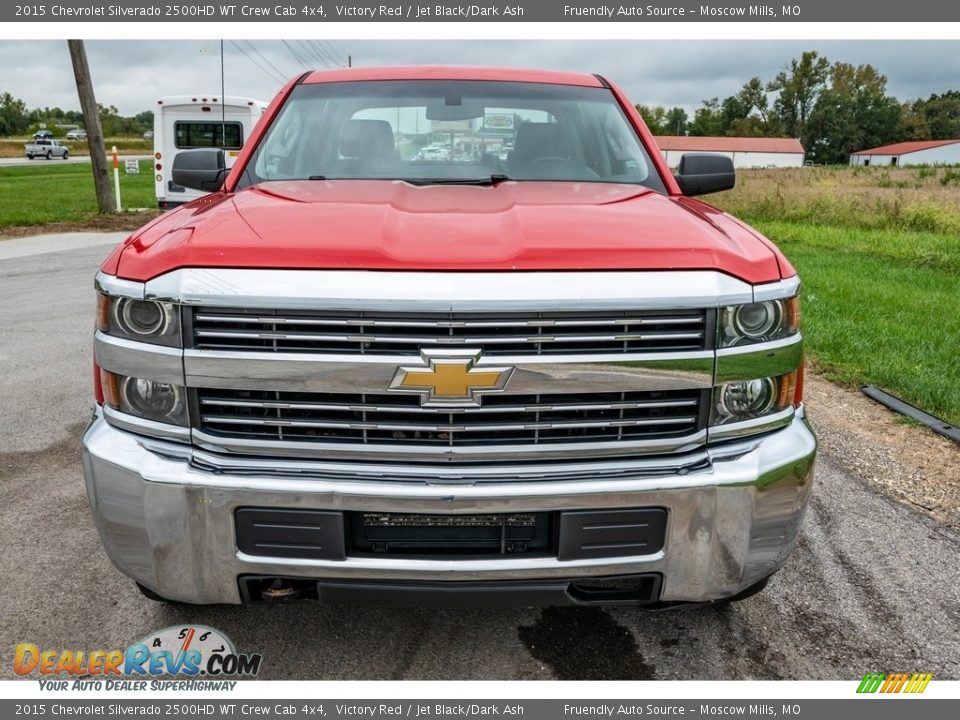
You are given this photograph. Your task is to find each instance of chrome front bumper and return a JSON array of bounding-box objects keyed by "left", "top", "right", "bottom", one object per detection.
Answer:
[{"left": 81, "top": 409, "right": 816, "bottom": 605}]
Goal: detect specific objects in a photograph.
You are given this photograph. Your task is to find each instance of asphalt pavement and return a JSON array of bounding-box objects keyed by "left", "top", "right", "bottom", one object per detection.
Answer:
[{"left": 1, "top": 233, "right": 958, "bottom": 681}]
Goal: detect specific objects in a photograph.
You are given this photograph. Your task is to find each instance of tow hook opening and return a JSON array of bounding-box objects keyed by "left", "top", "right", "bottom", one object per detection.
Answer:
[{"left": 242, "top": 577, "right": 319, "bottom": 603}]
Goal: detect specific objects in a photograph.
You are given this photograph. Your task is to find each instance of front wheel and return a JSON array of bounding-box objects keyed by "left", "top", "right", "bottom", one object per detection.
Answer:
[
  {"left": 713, "top": 575, "right": 772, "bottom": 606},
  {"left": 26, "top": 154, "right": 33, "bottom": 160},
  {"left": 45, "top": 152, "right": 51, "bottom": 160},
  {"left": 62, "top": 151, "right": 69, "bottom": 160},
  {"left": 136, "top": 582, "right": 178, "bottom": 604}
]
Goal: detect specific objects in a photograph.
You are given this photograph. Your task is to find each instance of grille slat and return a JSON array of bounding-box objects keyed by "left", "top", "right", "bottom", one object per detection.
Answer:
[
  {"left": 200, "top": 415, "right": 699, "bottom": 432},
  {"left": 192, "top": 308, "right": 709, "bottom": 356},
  {"left": 196, "top": 388, "right": 705, "bottom": 449},
  {"left": 199, "top": 397, "right": 699, "bottom": 414},
  {"left": 194, "top": 314, "right": 706, "bottom": 329},
  {"left": 194, "top": 330, "right": 705, "bottom": 344}
]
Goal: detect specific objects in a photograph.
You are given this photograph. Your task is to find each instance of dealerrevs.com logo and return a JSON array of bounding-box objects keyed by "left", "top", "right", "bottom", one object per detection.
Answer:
[{"left": 15, "top": 625, "right": 262, "bottom": 688}]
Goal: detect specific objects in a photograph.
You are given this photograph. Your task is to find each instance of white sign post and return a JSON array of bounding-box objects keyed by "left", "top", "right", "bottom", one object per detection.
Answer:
[{"left": 111, "top": 145, "right": 121, "bottom": 212}]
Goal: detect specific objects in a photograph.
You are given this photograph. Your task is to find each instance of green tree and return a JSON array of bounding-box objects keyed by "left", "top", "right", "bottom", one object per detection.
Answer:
[
  {"left": 0, "top": 91, "right": 29, "bottom": 136},
  {"left": 897, "top": 101, "right": 931, "bottom": 140},
  {"left": 805, "top": 62, "right": 901, "bottom": 164},
  {"left": 133, "top": 110, "right": 154, "bottom": 133},
  {"left": 689, "top": 98, "right": 725, "bottom": 136},
  {"left": 768, "top": 51, "right": 831, "bottom": 138},
  {"left": 635, "top": 104, "right": 668, "bottom": 134},
  {"left": 734, "top": 77, "right": 783, "bottom": 136},
  {"left": 664, "top": 107, "right": 688, "bottom": 136},
  {"left": 912, "top": 91, "right": 960, "bottom": 139}
]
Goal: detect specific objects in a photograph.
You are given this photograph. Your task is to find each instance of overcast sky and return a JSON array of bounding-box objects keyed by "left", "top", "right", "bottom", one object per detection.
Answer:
[{"left": 1, "top": 39, "right": 958, "bottom": 116}]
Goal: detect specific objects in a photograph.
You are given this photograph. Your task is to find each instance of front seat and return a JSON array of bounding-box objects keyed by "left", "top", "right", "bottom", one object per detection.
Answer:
[{"left": 338, "top": 119, "right": 401, "bottom": 174}]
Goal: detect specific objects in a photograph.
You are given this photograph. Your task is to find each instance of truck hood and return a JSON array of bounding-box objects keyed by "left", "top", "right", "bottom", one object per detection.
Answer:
[{"left": 113, "top": 180, "right": 784, "bottom": 283}]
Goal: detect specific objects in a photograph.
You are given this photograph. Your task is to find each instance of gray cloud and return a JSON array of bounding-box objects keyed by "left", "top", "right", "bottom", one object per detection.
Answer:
[{"left": 1, "top": 39, "right": 958, "bottom": 116}]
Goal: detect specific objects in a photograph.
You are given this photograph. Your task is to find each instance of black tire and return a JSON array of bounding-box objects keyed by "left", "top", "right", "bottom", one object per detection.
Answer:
[
  {"left": 62, "top": 151, "right": 69, "bottom": 160},
  {"left": 136, "top": 582, "right": 175, "bottom": 603},
  {"left": 26, "top": 154, "right": 33, "bottom": 160},
  {"left": 45, "top": 151, "right": 51, "bottom": 160},
  {"left": 713, "top": 576, "right": 772, "bottom": 606}
]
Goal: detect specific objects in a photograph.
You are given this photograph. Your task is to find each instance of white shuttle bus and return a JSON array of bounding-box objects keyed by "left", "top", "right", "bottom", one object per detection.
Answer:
[{"left": 154, "top": 95, "right": 268, "bottom": 209}]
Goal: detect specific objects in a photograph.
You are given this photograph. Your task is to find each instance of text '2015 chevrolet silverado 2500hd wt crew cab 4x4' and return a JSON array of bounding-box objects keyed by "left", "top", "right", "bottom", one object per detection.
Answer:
[{"left": 83, "top": 66, "right": 815, "bottom": 607}]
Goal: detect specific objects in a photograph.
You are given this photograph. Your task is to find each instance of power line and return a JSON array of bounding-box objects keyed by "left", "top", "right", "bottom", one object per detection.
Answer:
[
  {"left": 308, "top": 40, "right": 338, "bottom": 68},
  {"left": 297, "top": 40, "right": 331, "bottom": 69},
  {"left": 311, "top": 40, "right": 342, "bottom": 68},
  {"left": 244, "top": 40, "right": 289, "bottom": 81},
  {"left": 324, "top": 41, "right": 349, "bottom": 67},
  {"left": 281, "top": 40, "right": 310, "bottom": 71},
  {"left": 229, "top": 40, "right": 285, "bottom": 84}
]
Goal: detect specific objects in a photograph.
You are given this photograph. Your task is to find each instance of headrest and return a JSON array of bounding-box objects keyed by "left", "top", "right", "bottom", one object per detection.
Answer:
[
  {"left": 340, "top": 119, "right": 395, "bottom": 158},
  {"left": 512, "top": 123, "right": 571, "bottom": 162}
]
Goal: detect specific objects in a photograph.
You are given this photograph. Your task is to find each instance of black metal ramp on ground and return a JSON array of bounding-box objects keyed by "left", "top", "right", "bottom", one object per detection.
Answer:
[{"left": 862, "top": 385, "right": 960, "bottom": 444}]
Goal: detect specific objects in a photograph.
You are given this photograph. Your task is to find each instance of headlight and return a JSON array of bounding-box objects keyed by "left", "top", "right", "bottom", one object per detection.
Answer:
[
  {"left": 97, "top": 294, "right": 180, "bottom": 347},
  {"left": 712, "top": 371, "right": 797, "bottom": 426},
  {"left": 719, "top": 296, "right": 799, "bottom": 347},
  {"left": 100, "top": 371, "right": 188, "bottom": 426}
]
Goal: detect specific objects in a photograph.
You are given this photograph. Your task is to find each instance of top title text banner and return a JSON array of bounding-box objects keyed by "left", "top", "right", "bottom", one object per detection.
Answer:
[{"left": 7, "top": 1, "right": 960, "bottom": 23}]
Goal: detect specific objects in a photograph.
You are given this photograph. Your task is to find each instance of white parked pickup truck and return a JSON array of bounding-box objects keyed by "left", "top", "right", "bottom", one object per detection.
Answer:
[{"left": 24, "top": 138, "right": 69, "bottom": 160}]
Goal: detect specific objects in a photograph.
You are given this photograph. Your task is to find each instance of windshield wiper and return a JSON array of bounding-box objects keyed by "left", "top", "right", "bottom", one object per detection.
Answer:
[{"left": 404, "top": 174, "right": 512, "bottom": 186}]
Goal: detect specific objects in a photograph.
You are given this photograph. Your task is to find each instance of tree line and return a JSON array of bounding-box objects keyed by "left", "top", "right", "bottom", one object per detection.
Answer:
[
  {"left": 635, "top": 51, "right": 960, "bottom": 164},
  {"left": 0, "top": 93, "right": 153, "bottom": 138}
]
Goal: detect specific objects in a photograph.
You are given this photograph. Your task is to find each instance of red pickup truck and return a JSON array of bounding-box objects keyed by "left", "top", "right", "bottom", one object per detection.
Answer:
[{"left": 83, "top": 66, "right": 815, "bottom": 607}]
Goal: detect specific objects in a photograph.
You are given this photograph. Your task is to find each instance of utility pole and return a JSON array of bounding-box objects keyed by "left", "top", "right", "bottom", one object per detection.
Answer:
[{"left": 68, "top": 40, "right": 114, "bottom": 214}]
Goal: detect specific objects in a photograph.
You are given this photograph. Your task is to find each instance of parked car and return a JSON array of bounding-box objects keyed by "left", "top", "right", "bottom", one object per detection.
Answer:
[
  {"left": 143, "top": 130, "right": 154, "bottom": 141},
  {"left": 84, "top": 66, "right": 815, "bottom": 607},
  {"left": 32, "top": 129, "right": 53, "bottom": 140},
  {"left": 24, "top": 138, "right": 69, "bottom": 160},
  {"left": 66, "top": 128, "right": 87, "bottom": 140}
]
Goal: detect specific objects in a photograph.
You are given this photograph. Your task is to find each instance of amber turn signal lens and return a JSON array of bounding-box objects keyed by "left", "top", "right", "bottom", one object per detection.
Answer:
[
  {"left": 96, "top": 294, "right": 110, "bottom": 332},
  {"left": 777, "top": 369, "right": 799, "bottom": 410},
  {"left": 785, "top": 296, "right": 800, "bottom": 334},
  {"left": 99, "top": 369, "right": 120, "bottom": 408}
]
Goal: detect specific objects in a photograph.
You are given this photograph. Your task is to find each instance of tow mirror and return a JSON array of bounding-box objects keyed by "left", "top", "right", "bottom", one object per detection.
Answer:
[
  {"left": 172, "top": 149, "right": 227, "bottom": 192},
  {"left": 674, "top": 153, "right": 736, "bottom": 196}
]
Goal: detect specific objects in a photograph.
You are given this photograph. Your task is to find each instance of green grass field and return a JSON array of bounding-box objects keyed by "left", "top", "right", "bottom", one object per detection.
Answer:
[
  {"left": 708, "top": 166, "right": 960, "bottom": 427},
  {"left": 0, "top": 161, "right": 156, "bottom": 227},
  {"left": 750, "top": 221, "right": 960, "bottom": 426}
]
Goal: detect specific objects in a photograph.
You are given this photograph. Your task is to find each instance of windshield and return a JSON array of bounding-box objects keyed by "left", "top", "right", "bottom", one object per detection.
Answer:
[{"left": 238, "top": 80, "right": 666, "bottom": 191}]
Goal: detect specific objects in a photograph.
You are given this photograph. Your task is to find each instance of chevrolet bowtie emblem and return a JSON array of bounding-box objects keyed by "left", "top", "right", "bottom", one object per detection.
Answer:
[{"left": 389, "top": 349, "right": 514, "bottom": 407}]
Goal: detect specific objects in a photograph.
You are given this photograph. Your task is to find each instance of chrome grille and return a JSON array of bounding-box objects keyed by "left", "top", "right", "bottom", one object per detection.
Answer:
[
  {"left": 191, "top": 308, "right": 710, "bottom": 356},
  {"left": 196, "top": 388, "right": 706, "bottom": 449}
]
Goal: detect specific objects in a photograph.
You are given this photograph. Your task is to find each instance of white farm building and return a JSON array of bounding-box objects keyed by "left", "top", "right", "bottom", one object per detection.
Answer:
[
  {"left": 848, "top": 139, "right": 960, "bottom": 166},
  {"left": 654, "top": 136, "right": 806, "bottom": 169}
]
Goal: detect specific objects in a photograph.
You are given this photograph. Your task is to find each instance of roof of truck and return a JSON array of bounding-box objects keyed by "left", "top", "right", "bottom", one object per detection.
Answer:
[{"left": 302, "top": 66, "right": 606, "bottom": 87}]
